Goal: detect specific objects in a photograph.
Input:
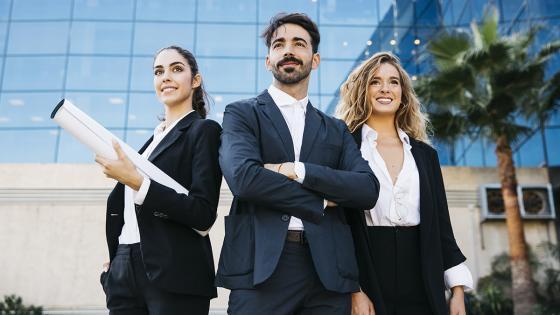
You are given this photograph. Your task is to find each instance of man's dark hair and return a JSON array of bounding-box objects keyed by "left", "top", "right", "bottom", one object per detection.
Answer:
[{"left": 261, "top": 12, "right": 320, "bottom": 54}]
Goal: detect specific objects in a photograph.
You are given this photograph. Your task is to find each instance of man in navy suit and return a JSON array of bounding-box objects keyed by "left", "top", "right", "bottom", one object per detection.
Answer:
[{"left": 216, "top": 12, "right": 380, "bottom": 314}]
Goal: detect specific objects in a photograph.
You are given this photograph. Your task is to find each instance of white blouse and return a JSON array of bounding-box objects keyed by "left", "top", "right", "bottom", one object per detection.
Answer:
[{"left": 360, "top": 124, "right": 473, "bottom": 290}]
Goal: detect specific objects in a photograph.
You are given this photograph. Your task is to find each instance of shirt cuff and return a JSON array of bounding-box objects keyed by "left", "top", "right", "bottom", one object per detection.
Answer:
[
  {"left": 294, "top": 162, "right": 305, "bottom": 184},
  {"left": 133, "top": 176, "right": 150, "bottom": 205},
  {"left": 444, "top": 263, "right": 474, "bottom": 291}
]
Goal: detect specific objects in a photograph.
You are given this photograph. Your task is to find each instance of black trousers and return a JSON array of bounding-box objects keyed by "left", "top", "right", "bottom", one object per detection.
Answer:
[
  {"left": 228, "top": 239, "right": 351, "bottom": 315},
  {"left": 100, "top": 243, "right": 210, "bottom": 315},
  {"left": 367, "top": 226, "right": 432, "bottom": 315}
]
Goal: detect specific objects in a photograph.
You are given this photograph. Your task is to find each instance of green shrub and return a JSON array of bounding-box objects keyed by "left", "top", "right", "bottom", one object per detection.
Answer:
[{"left": 0, "top": 295, "right": 42, "bottom": 315}]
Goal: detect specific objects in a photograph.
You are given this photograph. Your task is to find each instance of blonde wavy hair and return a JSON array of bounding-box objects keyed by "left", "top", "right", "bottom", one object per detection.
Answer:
[{"left": 335, "top": 52, "right": 430, "bottom": 143}]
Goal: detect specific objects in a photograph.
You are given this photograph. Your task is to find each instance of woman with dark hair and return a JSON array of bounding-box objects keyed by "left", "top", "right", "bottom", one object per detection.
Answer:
[
  {"left": 95, "top": 46, "right": 222, "bottom": 315},
  {"left": 336, "top": 52, "right": 473, "bottom": 315}
]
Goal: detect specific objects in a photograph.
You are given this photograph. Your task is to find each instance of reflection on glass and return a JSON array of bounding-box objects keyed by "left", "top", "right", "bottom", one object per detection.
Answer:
[
  {"left": 320, "top": 0, "right": 378, "bottom": 25},
  {"left": 8, "top": 22, "right": 69, "bottom": 54},
  {"left": 320, "top": 60, "right": 355, "bottom": 95},
  {"left": 319, "top": 26, "right": 373, "bottom": 59},
  {"left": 73, "top": 0, "right": 134, "bottom": 20},
  {"left": 259, "top": 0, "right": 318, "bottom": 21},
  {"left": 66, "top": 57, "right": 130, "bottom": 91},
  {"left": 0, "top": 92, "right": 61, "bottom": 127},
  {"left": 133, "top": 22, "right": 195, "bottom": 55},
  {"left": 64, "top": 92, "right": 127, "bottom": 127},
  {"left": 136, "top": 0, "right": 196, "bottom": 22},
  {"left": 0, "top": 22, "right": 8, "bottom": 53},
  {"left": 70, "top": 22, "right": 132, "bottom": 54},
  {"left": 200, "top": 58, "right": 255, "bottom": 93},
  {"left": 130, "top": 57, "right": 155, "bottom": 92},
  {"left": 0, "top": 129, "right": 57, "bottom": 162},
  {"left": 198, "top": 0, "right": 256, "bottom": 22},
  {"left": 3, "top": 56, "right": 66, "bottom": 90},
  {"left": 127, "top": 92, "right": 164, "bottom": 128},
  {"left": 196, "top": 24, "right": 257, "bottom": 57},
  {"left": 12, "top": 0, "right": 72, "bottom": 20}
]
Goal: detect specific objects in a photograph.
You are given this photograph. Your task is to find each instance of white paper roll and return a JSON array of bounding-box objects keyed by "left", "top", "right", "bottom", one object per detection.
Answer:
[{"left": 51, "top": 99, "right": 210, "bottom": 236}]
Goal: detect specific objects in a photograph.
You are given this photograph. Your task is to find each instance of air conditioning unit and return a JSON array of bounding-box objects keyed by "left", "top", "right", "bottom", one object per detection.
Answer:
[{"left": 480, "top": 184, "right": 556, "bottom": 220}]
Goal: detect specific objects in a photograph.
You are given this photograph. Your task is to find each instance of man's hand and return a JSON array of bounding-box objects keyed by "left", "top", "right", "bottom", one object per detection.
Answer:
[
  {"left": 449, "top": 286, "right": 466, "bottom": 315},
  {"left": 95, "top": 140, "right": 143, "bottom": 190},
  {"left": 102, "top": 261, "right": 110, "bottom": 272},
  {"left": 351, "top": 291, "right": 375, "bottom": 315},
  {"left": 264, "top": 162, "right": 297, "bottom": 180}
]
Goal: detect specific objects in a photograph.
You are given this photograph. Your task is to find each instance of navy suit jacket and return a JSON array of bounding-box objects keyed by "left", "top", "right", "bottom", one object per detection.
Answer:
[
  {"left": 216, "top": 90, "right": 380, "bottom": 293},
  {"left": 105, "top": 113, "right": 222, "bottom": 297}
]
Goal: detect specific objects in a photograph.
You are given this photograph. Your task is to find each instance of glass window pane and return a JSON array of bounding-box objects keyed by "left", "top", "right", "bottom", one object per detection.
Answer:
[
  {"left": 125, "top": 128, "right": 153, "bottom": 151},
  {"left": 0, "top": 92, "right": 61, "bottom": 128},
  {"left": 416, "top": 0, "right": 439, "bottom": 26},
  {"left": 127, "top": 92, "right": 163, "bottom": 128},
  {"left": 320, "top": 0, "right": 378, "bottom": 25},
  {"left": 0, "top": 129, "right": 57, "bottom": 162},
  {"left": 136, "top": 0, "right": 196, "bottom": 22},
  {"left": 198, "top": 0, "right": 256, "bottom": 23},
  {"left": 66, "top": 56, "right": 130, "bottom": 91},
  {"left": 463, "top": 137, "right": 484, "bottom": 167},
  {"left": 0, "top": 22, "right": 7, "bottom": 53},
  {"left": 70, "top": 22, "right": 132, "bottom": 54},
  {"left": 259, "top": 1, "right": 318, "bottom": 22},
  {"left": 483, "top": 138, "right": 497, "bottom": 167},
  {"left": 320, "top": 95, "right": 335, "bottom": 113},
  {"left": 196, "top": 24, "right": 256, "bottom": 57},
  {"left": 130, "top": 57, "right": 154, "bottom": 92},
  {"left": 529, "top": 0, "right": 560, "bottom": 18},
  {"left": 133, "top": 22, "right": 195, "bottom": 55},
  {"left": 319, "top": 26, "right": 373, "bottom": 59},
  {"left": 57, "top": 128, "right": 124, "bottom": 163},
  {"left": 73, "top": 0, "right": 134, "bottom": 20},
  {"left": 200, "top": 58, "right": 255, "bottom": 93},
  {"left": 320, "top": 60, "right": 354, "bottom": 95},
  {"left": 0, "top": 0, "right": 11, "bottom": 21},
  {"left": 8, "top": 22, "right": 69, "bottom": 54},
  {"left": 12, "top": 0, "right": 71, "bottom": 20},
  {"left": 3, "top": 56, "right": 66, "bottom": 90},
  {"left": 208, "top": 93, "right": 254, "bottom": 124},
  {"left": 64, "top": 92, "right": 127, "bottom": 128}
]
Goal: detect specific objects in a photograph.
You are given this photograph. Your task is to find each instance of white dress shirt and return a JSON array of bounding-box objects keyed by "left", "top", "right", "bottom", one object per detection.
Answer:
[
  {"left": 118, "top": 110, "right": 195, "bottom": 244},
  {"left": 268, "top": 84, "right": 308, "bottom": 231},
  {"left": 360, "top": 124, "right": 473, "bottom": 290}
]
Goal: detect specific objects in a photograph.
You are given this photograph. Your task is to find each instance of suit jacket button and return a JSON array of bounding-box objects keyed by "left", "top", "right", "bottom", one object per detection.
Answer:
[{"left": 281, "top": 214, "right": 290, "bottom": 222}]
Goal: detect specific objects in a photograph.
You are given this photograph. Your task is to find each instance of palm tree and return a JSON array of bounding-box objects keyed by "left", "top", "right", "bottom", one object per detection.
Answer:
[{"left": 415, "top": 6, "right": 560, "bottom": 315}]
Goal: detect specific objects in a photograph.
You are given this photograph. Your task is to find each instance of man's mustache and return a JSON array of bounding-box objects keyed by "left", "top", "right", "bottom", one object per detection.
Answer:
[{"left": 277, "top": 57, "right": 303, "bottom": 67}]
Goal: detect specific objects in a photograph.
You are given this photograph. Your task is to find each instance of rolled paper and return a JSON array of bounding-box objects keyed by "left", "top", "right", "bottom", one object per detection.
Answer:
[{"left": 51, "top": 99, "right": 210, "bottom": 236}]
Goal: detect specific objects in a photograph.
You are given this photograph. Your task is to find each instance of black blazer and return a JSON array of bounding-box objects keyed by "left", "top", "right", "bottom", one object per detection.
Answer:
[
  {"left": 105, "top": 112, "right": 222, "bottom": 297},
  {"left": 215, "top": 90, "right": 380, "bottom": 293},
  {"left": 346, "top": 126, "right": 466, "bottom": 315}
]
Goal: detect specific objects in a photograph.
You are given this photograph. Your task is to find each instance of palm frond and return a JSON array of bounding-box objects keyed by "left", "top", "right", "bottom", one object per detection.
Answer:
[{"left": 427, "top": 31, "right": 471, "bottom": 70}]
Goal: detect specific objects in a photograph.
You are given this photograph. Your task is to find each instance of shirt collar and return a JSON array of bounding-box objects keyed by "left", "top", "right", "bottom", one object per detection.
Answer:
[
  {"left": 361, "top": 124, "right": 412, "bottom": 150},
  {"left": 154, "top": 110, "right": 195, "bottom": 136},
  {"left": 268, "top": 84, "right": 308, "bottom": 112}
]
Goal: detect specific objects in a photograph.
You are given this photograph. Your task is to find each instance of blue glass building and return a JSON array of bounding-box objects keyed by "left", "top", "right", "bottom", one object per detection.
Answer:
[{"left": 0, "top": 0, "right": 558, "bottom": 165}]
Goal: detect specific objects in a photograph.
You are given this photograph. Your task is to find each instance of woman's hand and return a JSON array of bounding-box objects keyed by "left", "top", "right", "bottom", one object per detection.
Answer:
[
  {"left": 351, "top": 291, "right": 375, "bottom": 315},
  {"left": 95, "top": 140, "right": 143, "bottom": 190},
  {"left": 449, "top": 286, "right": 466, "bottom": 315}
]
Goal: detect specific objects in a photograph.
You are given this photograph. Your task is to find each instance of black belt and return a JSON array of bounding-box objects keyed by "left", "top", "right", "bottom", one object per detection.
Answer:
[{"left": 286, "top": 230, "right": 307, "bottom": 244}]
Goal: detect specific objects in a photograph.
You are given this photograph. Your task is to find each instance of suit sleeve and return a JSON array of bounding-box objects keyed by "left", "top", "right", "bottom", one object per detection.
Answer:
[
  {"left": 431, "top": 148, "right": 466, "bottom": 270},
  {"left": 141, "top": 120, "right": 222, "bottom": 231},
  {"left": 301, "top": 121, "right": 380, "bottom": 210},
  {"left": 219, "top": 103, "right": 324, "bottom": 223}
]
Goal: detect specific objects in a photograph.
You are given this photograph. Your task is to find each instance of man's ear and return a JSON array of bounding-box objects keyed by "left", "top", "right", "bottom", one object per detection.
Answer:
[
  {"left": 312, "top": 53, "right": 320, "bottom": 70},
  {"left": 265, "top": 55, "right": 272, "bottom": 71}
]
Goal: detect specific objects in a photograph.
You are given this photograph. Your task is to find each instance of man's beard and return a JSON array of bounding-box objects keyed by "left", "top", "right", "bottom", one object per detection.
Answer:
[{"left": 271, "top": 57, "right": 312, "bottom": 84}]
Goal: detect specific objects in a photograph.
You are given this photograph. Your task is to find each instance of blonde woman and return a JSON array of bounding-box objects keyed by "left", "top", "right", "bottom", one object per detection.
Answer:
[{"left": 336, "top": 52, "right": 472, "bottom": 315}]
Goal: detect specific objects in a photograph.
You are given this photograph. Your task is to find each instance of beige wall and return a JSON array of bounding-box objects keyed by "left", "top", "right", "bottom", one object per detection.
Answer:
[{"left": 0, "top": 164, "right": 557, "bottom": 312}]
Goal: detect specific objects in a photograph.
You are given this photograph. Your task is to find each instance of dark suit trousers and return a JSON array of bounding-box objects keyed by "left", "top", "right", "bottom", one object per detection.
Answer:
[
  {"left": 228, "top": 239, "right": 351, "bottom": 315},
  {"left": 367, "top": 226, "right": 432, "bottom": 315},
  {"left": 101, "top": 243, "right": 210, "bottom": 315}
]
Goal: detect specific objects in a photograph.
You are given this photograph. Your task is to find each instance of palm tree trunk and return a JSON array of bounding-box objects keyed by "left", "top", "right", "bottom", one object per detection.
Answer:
[{"left": 495, "top": 135, "right": 536, "bottom": 315}]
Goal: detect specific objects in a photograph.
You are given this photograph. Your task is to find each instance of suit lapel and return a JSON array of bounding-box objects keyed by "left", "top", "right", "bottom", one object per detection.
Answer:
[
  {"left": 148, "top": 112, "right": 199, "bottom": 162},
  {"left": 410, "top": 139, "right": 433, "bottom": 245},
  {"left": 258, "top": 91, "right": 295, "bottom": 160},
  {"left": 299, "top": 102, "right": 322, "bottom": 162}
]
